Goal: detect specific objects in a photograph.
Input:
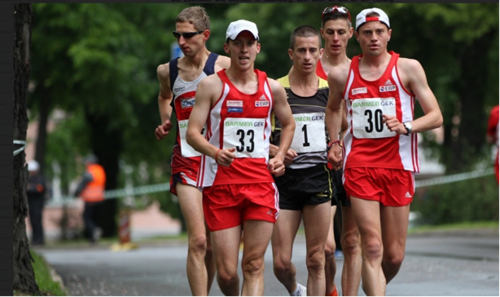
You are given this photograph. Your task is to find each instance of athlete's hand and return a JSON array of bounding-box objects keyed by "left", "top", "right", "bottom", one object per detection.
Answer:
[
  {"left": 268, "top": 157, "right": 285, "bottom": 177},
  {"left": 284, "top": 149, "right": 298, "bottom": 166},
  {"left": 216, "top": 147, "right": 236, "bottom": 167},
  {"left": 155, "top": 119, "right": 173, "bottom": 140},
  {"left": 328, "top": 144, "right": 343, "bottom": 170},
  {"left": 383, "top": 115, "right": 406, "bottom": 135}
]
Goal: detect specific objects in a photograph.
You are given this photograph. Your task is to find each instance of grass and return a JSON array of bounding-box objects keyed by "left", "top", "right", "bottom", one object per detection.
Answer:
[
  {"left": 18, "top": 250, "right": 68, "bottom": 296},
  {"left": 409, "top": 220, "right": 499, "bottom": 234}
]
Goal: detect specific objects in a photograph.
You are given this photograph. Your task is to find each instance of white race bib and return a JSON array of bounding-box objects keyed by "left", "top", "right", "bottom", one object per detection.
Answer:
[
  {"left": 290, "top": 112, "right": 327, "bottom": 153},
  {"left": 178, "top": 119, "right": 206, "bottom": 157},
  {"left": 352, "top": 98, "right": 397, "bottom": 139},
  {"left": 223, "top": 118, "right": 266, "bottom": 158}
]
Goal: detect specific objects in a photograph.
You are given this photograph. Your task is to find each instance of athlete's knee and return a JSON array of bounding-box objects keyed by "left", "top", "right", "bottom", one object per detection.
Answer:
[
  {"left": 242, "top": 256, "right": 265, "bottom": 276},
  {"left": 383, "top": 249, "right": 405, "bottom": 271},
  {"left": 306, "top": 248, "right": 326, "bottom": 274},
  {"left": 341, "top": 231, "right": 360, "bottom": 258},
  {"left": 273, "top": 254, "right": 293, "bottom": 277},
  {"left": 217, "top": 269, "right": 238, "bottom": 287},
  {"left": 324, "top": 238, "right": 336, "bottom": 260},
  {"left": 363, "top": 238, "right": 383, "bottom": 261},
  {"left": 188, "top": 233, "right": 208, "bottom": 254}
]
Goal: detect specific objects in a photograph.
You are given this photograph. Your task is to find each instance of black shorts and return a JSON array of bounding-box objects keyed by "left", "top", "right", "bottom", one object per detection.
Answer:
[
  {"left": 275, "top": 164, "right": 334, "bottom": 211},
  {"left": 331, "top": 168, "right": 350, "bottom": 207}
]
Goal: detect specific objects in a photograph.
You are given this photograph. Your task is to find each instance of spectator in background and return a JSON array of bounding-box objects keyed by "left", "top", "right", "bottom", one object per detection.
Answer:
[
  {"left": 27, "top": 160, "right": 46, "bottom": 246},
  {"left": 74, "top": 154, "right": 106, "bottom": 244},
  {"left": 486, "top": 105, "right": 499, "bottom": 183}
]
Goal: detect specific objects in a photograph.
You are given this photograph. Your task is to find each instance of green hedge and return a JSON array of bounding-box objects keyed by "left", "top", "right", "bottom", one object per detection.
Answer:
[{"left": 412, "top": 175, "right": 499, "bottom": 225}]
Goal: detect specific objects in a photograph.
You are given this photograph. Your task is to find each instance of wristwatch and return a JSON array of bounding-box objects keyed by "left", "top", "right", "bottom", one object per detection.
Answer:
[{"left": 403, "top": 122, "right": 413, "bottom": 136}]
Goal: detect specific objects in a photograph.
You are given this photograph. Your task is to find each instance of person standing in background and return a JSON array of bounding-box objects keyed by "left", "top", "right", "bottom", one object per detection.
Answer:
[
  {"left": 486, "top": 105, "right": 499, "bottom": 183},
  {"left": 27, "top": 160, "right": 46, "bottom": 246},
  {"left": 74, "top": 154, "right": 106, "bottom": 244}
]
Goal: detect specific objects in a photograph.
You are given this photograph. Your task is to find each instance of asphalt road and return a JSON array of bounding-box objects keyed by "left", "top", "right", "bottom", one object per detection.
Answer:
[{"left": 36, "top": 229, "right": 499, "bottom": 296}]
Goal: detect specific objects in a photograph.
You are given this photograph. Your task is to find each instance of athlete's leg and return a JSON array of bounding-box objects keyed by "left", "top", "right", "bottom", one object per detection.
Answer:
[
  {"left": 176, "top": 183, "right": 213, "bottom": 296},
  {"left": 205, "top": 222, "right": 215, "bottom": 293},
  {"left": 381, "top": 205, "right": 410, "bottom": 284},
  {"left": 302, "top": 202, "right": 331, "bottom": 296},
  {"left": 241, "top": 220, "right": 274, "bottom": 296},
  {"left": 211, "top": 225, "right": 241, "bottom": 296},
  {"left": 340, "top": 205, "right": 362, "bottom": 296},
  {"left": 272, "top": 209, "right": 303, "bottom": 294},
  {"left": 350, "top": 197, "right": 385, "bottom": 296},
  {"left": 324, "top": 205, "right": 338, "bottom": 295}
]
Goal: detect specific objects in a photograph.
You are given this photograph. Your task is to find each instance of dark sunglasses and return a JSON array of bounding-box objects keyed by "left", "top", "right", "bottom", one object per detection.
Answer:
[
  {"left": 322, "top": 6, "right": 351, "bottom": 22},
  {"left": 172, "top": 30, "right": 204, "bottom": 39}
]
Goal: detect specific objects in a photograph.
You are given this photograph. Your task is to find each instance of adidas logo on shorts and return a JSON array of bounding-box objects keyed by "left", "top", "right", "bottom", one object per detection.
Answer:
[{"left": 405, "top": 192, "right": 412, "bottom": 198}]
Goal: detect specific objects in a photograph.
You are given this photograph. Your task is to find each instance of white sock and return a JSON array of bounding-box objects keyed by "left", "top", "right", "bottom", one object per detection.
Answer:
[{"left": 290, "top": 284, "right": 300, "bottom": 296}]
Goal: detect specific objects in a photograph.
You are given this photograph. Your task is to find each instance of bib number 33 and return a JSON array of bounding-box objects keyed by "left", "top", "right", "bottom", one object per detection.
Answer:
[{"left": 352, "top": 98, "right": 397, "bottom": 139}]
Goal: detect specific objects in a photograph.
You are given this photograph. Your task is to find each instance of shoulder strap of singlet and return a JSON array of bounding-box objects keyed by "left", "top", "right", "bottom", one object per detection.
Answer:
[
  {"left": 203, "top": 52, "right": 219, "bottom": 76},
  {"left": 169, "top": 57, "right": 180, "bottom": 92}
]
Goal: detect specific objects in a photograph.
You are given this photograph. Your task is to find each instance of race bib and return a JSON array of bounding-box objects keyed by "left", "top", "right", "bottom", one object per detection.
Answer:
[
  {"left": 352, "top": 98, "right": 397, "bottom": 139},
  {"left": 178, "top": 119, "right": 206, "bottom": 157},
  {"left": 223, "top": 118, "right": 266, "bottom": 158},
  {"left": 290, "top": 112, "right": 327, "bottom": 153}
]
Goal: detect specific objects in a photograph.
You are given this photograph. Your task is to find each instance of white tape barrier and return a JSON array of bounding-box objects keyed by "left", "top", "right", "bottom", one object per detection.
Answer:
[
  {"left": 50, "top": 168, "right": 495, "bottom": 203},
  {"left": 415, "top": 168, "right": 494, "bottom": 188},
  {"left": 13, "top": 140, "right": 26, "bottom": 156}
]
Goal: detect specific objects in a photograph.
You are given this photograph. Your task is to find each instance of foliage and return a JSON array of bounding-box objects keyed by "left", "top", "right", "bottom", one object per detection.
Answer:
[
  {"left": 29, "top": 250, "right": 67, "bottom": 296},
  {"left": 28, "top": 3, "right": 499, "bottom": 222},
  {"left": 412, "top": 174, "right": 499, "bottom": 225}
]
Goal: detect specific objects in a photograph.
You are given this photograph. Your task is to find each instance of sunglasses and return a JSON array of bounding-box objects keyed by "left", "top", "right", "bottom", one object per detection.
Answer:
[
  {"left": 322, "top": 6, "right": 351, "bottom": 22},
  {"left": 172, "top": 30, "right": 204, "bottom": 39}
]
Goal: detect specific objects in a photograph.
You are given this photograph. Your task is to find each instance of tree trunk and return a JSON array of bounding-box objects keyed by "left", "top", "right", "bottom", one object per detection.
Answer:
[
  {"left": 447, "top": 31, "right": 496, "bottom": 173},
  {"left": 13, "top": 3, "right": 39, "bottom": 294},
  {"left": 86, "top": 110, "right": 123, "bottom": 237}
]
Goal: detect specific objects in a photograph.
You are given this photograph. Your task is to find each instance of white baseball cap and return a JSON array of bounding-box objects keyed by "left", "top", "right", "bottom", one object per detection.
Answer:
[
  {"left": 355, "top": 8, "right": 390, "bottom": 31},
  {"left": 28, "top": 160, "right": 39, "bottom": 172},
  {"left": 225, "top": 20, "right": 259, "bottom": 41}
]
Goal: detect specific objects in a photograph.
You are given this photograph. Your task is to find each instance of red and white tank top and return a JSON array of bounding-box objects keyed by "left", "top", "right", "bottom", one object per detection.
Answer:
[
  {"left": 343, "top": 51, "right": 419, "bottom": 172},
  {"left": 197, "top": 69, "right": 275, "bottom": 188},
  {"left": 169, "top": 53, "right": 218, "bottom": 159}
]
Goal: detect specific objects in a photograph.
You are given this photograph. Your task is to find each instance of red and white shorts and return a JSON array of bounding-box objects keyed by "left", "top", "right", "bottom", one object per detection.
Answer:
[
  {"left": 343, "top": 167, "right": 414, "bottom": 207},
  {"left": 202, "top": 183, "right": 279, "bottom": 232},
  {"left": 170, "top": 152, "right": 200, "bottom": 196}
]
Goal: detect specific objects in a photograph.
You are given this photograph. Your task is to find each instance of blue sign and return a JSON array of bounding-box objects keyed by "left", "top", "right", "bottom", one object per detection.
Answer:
[{"left": 171, "top": 43, "right": 184, "bottom": 60}]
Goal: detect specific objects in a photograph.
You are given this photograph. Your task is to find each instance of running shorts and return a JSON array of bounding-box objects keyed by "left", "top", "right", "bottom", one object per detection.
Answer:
[
  {"left": 275, "top": 164, "right": 333, "bottom": 211},
  {"left": 343, "top": 167, "right": 414, "bottom": 207},
  {"left": 202, "top": 183, "right": 279, "bottom": 232}
]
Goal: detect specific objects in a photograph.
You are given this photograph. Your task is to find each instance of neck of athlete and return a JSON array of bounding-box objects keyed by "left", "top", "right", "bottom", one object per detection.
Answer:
[
  {"left": 322, "top": 52, "right": 350, "bottom": 69},
  {"left": 185, "top": 48, "right": 211, "bottom": 69},
  {"left": 289, "top": 68, "right": 318, "bottom": 90}
]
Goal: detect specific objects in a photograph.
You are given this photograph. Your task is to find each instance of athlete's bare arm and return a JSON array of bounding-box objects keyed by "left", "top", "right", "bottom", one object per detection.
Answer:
[
  {"left": 155, "top": 63, "right": 174, "bottom": 140},
  {"left": 186, "top": 75, "right": 236, "bottom": 167},
  {"left": 326, "top": 65, "right": 348, "bottom": 168},
  {"left": 268, "top": 78, "right": 295, "bottom": 176},
  {"left": 384, "top": 58, "right": 443, "bottom": 134},
  {"left": 214, "top": 55, "right": 231, "bottom": 72}
]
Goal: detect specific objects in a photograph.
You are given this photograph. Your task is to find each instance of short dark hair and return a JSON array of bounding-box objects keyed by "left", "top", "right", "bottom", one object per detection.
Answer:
[
  {"left": 290, "top": 25, "right": 322, "bottom": 50},
  {"left": 176, "top": 6, "right": 210, "bottom": 31},
  {"left": 322, "top": 12, "right": 351, "bottom": 29}
]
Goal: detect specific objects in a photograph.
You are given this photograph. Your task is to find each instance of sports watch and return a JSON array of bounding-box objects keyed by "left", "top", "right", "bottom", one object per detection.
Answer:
[{"left": 403, "top": 122, "right": 413, "bottom": 136}]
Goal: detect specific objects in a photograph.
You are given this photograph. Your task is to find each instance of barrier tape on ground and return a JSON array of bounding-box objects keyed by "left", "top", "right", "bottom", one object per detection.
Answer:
[
  {"left": 415, "top": 168, "right": 494, "bottom": 188},
  {"left": 51, "top": 168, "right": 494, "bottom": 203}
]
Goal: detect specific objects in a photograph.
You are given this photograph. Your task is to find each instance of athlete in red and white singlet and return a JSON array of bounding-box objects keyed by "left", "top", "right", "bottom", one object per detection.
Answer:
[
  {"left": 343, "top": 51, "right": 418, "bottom": 172},
  {"left": 197, "top": 69, "right": 275, "bottom": 188}
]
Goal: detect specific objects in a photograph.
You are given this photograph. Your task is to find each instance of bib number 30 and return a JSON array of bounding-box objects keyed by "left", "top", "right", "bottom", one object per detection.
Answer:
[{"left": 352, "top": 98, "right": 396, "bottom": 139}]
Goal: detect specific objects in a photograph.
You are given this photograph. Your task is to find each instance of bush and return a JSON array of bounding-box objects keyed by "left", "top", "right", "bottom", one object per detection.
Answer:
[{"left": 412, "top": 175, "right": 499, "bottom": 225}]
